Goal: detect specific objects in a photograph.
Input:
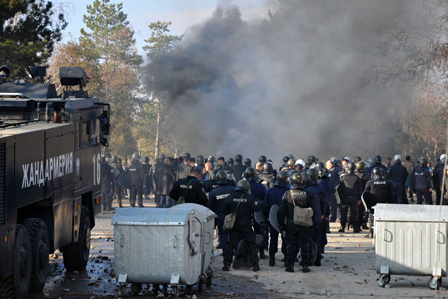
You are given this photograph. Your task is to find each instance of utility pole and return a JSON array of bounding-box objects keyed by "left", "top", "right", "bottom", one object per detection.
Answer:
[{"left": 154, "top": 99, "right": 161, "bottom": 158}]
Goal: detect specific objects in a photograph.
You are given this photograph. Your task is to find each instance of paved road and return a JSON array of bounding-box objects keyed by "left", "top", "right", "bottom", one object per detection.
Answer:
[{"left": 29, "top": 195, "right": 447, "bottom": 298}]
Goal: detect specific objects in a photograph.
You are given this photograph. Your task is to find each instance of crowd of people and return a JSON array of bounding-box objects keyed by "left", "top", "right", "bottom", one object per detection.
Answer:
[{"left": 100, "top": 152, "right": 448, "bottom": 273}]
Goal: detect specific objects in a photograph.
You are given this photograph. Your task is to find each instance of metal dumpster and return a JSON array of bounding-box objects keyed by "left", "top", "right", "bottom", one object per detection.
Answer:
[
  {"left": 375, "top": 204, "right": 448, "bottom": 289},
  {"left": 112, "top": 204, "right": 217, "bottom": 296}
]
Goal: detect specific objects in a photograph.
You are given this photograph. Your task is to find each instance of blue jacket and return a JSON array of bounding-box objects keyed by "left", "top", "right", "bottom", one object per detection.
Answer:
[
  {"left": 263, "top": 186, "right": 288, "bottom": 217},
  {"left": 306, "top": 183, "right": 329, "bottom": 223},
  {"left": 208, "top": 184, "right": 235, "bottom": 220},
  {"left": 413, "top": 165, "right": 432, "bottom": 190},
  {"left": 249, "top": 181, "right": 267, "bottom": 203},
  {"left": 387, "top": 163, "right": 408, "bottom": 183}
]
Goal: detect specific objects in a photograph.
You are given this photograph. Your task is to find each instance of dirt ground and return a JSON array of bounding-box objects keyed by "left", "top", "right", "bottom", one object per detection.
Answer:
[{"left": 28, "top": 196, "right": 448, "bottom": 299}]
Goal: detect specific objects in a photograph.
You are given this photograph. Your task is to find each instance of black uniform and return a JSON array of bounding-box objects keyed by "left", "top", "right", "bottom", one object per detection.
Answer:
[
  {"left": 278, "top": 188, "right": 313, "bottom": 267},
  {"left": 232, "top": 163, "right": 247, "bottom": 182},
  {"left": 126, "top": 161, "right": 145, "bottom": 207},
  {"left": 142, "top": 162, "right": 152, "bottom": 196},
  {"left": 208, "top": 183, "right": 235, "bottom": 252},
  {"left": 259, "top": 171, "right": 275, "bottom": 190},
  {"left": 327, "top": 165, "right": 342, "bottom": 222},
  {"left": 338, "top": 173, "right": 363, "bottom": 230},
  {"left": 177, "top": 163, "right": 193, "bottom": 181},
  {"left": 101, "top": 159, "right": 114, "bottom": 210},
  {"left": 386, "top": 162, "right": 408, "bottom": 204},
  {"left": 169, "top": 175, "right": 208, "bottom": 206},
  {"left": 363, "top": 178, "right": 395, "bottom": 212},
  {"left": 412, "top": 165, "right": 433, "bottom": 205},
  {"left": 433, "top": 163, "right": 445, "bottom": 205},
  {"left": 111, "top": 162, "right": 124, "bottom": 207},
  {"left": 223, "top": 190, "right": 261, "bottom": 265},
  {"left": 355, "top": 170, "right": 368, "bottom": 228}
]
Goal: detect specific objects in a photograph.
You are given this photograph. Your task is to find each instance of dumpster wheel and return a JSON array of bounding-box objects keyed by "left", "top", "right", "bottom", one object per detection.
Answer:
[
  {"left": 428, "top": 277, "right": 441, "bottom": 290},
  {"left": 118, "top": 284, "right": 126, "bottom": 296},
  {"left": 172, "top": 285, "right": 179, "bottom": 297},
  {"left": 378, "top": 274, "right": 390, "bottom": 287},
  {"left": 131, "top": 283, "right": 142, "bottom": 294},
  {"left": 205, "top": 276, "right": 212, "bottom": 287}
]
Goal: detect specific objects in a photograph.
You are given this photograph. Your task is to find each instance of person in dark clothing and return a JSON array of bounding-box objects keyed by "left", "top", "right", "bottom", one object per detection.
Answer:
[
  {"left": 169, "top": 169, "right": 208, "bottom": 206},
  {"left": 111, "top": 156, "right": 124, "bottom": 208},
  {"left": 432, "top": 155, "right": 446, "bottom": 205},
  {"left": 442, "top": 166, "right": 448, "bottom": 204},
  {"left": 177, "top": 153, "right": 194, "bottom": 181},
  {"left": 208, "top": 171, "right": 235, "bottom": 253},
  {"left": 402, "top": 156, "right": 415, "bottom": 202},
  {"left": 194, "top": 155, "right": 206, "bottom": 183},
  {"left": 226, "top": 158, "right": 234, "bottom": 172},
  {"left": 259, "top": 163, "right": 276, "bottom": 190},
  {"left": 142, "top": 156, "right": 152, "bottom": 199},
  {"left": 154, "top": 158, "right": 176, "bottom": 208},
  {"left": 278, "top": 172, "right": 313, "bottom": 273},
  {"left": 316, "top": 167, "right": 332, "bottom": 252},
  {"left": 233, "top": 154, "right": 247, "bottom": 181},
  {"left": 337, "top": 162, "right": 363, "bottom": 233},
  {"left": 412, "top": 158, "right": 433, "bottom": 205},
  {"left": 364, "top": 157, "right": 376, "bottom": 180},
  {"left": 151, "top": 154, "right": 164, "bottom": 207},
  {"left": 386, "top": 155, "right": 409, "bottom": 204},
  {"left": 304, "top": 170, "right": 328, "bottom": 266},
  {"left": 126, "top": 155, "right": 146, "bottom": 208},
  {"left": 363, "top": 167, "right": 396, "bottom": 212},
  {"left": 263, "top": 170, "right": 289, "bottom": 266},
  {"left": 373, "top": 155, "right": 388, "bottom": 174},
  {"left": 354, "top": 161, "right": 369, "bottom": 230},
  {"left": 244, "top": 167, "right": 268, "bottom": 258},
  {"left": 204, "top": 164, "right": 225, "bottom": 193},
  {"left": 327, "top": 157, "right": 342, "bottom": 222},
  {"left": 101, "top": 152, "right": 115, "bottom": 211},
  {"left": 222, "top": 180, "right": 261, "bottom": 272}
]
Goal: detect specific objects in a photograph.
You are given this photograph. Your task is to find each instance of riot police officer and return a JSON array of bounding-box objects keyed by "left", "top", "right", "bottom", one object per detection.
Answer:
[
  {"left": 278, "top": 172, "right": 313, "bottom": 273},
  {"left": 126, "top": 155, "right": 146, "bottom": 208},
  {"left": 222, "top": 180, "right": 261, "bottom": 272},
  {"left": 233, "top": 154, "right": 247, "bottom": 182},
  {"left": 263, "top": 171, "right": 289, "bottom": 266},
  {"left": 111, "top": 155, "right": 124, "bottom": 209},
  {"left": 364, "top": 167, "right": 396, "bottom": 212},
  {"left": 208, "top": 171, "right": 235, "bottom": 252},
  {"left": 386, "top": 155, "right": 409, "bottom": 204},
  {"left": 337, "top": 162, "right": 363, "bottom": 233},
  {"left": 204, "top": 164, "right": 225, "bottom": 193},
  {"left": 169, "top": 169, "right": 208, "bottom": 206},
  {"left": 101, "top": 153, "right": 115, "bottom": 211},
  {"left": 194, "top": 155, "right": 206, "bottom": 182},
  {"left": 226, "top": 158, "right": 234, "bottom": 172},
  {"left": 327, "top": 157, "right": 342, "bottom": 222},
  {"left": 355, "top": 161, "right": 368, "bottom": 230},
  {"left": 244, "top": 158, "right": 252, "bottom": 168},
  {"left": 412, "top": 158, "right": 433, "bottom": 204},
  {"left": 259, "top": 163, "right": 276, "bottom": 190},
  {"left": 259, "top": 155, "right": 267, "bottom": 164},
  {"left": 177, "top": 153, "right": 193, "bottom": 180}
]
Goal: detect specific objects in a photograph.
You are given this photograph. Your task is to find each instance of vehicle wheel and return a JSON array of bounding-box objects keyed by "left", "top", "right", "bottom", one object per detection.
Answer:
[
  {"left": 197, "top": 279, "right": 204, "bottom": 293},
  {"left": 152, "top": 284, "right": 160, "bottom": 293},
  {"left": 62, "top": 207, "right": 91, "bottom": 271},
  {"left": 0, "top": 225, "right": 32, "bottom": 299},
  {"left": 429, "top": 277, "right": 440, "bottom": 290},
  {"left": 22, "top": 218, "right": 49, "bottom": 293},
  {"left": 378, "top": 274, "right": 390, "bottom": 287},
  {"left": 131, "top": 283, "right": 142, "bottom": 294},
  {"left": 118, "top": 285, "right": 126, "bottom": 296},
  {"left": 186, "top": 284, "right": 193, "bottom": 295},
  {"left": 172, "top": 286, "right": 179, "bottom": 297},
  {"left": 205, "top": 276, "right": 212, "bottom": 287}
]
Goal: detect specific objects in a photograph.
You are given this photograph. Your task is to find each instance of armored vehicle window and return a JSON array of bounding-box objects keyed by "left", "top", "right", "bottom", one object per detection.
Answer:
[
  {"left": 90, "top": 119, "right": 100, "bottom": 146},
  {"left": 75, "top": 121, "right": 81, "bottom": 149},
  {"left": 81, "top": 121, "right": 90, "bottom": 147}
]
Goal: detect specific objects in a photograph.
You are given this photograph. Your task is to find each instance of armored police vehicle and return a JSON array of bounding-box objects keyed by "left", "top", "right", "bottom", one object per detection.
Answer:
[{"left": 0, "top": 66, "right": 110, "bottom": 298}]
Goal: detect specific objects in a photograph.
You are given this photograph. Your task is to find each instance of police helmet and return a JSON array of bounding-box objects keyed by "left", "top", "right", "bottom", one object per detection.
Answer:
[
  {"left": 301, "top": 172, "right": 311, "bottom": 185},
  {"left": 307, "top": 168, "right": 319, "bottom": 181},
  {"left": 367, "top": 158, "right": 375, "bottom": 165},
  {"left": 441, "top": 156, "right": 447, "bottom": 165},
  {"left": 214, "top": 164, "right": 224, "bottom": 174},
  {"left": 244, "top": 167, "right": 256, "bottom": 181},
  {"left": 259, "top": 155, "right": 267, "bottom": 163},
  {"left": 420, "top": 158, "right": 428, "bottom": 167},
  {"left": 132, "top": 154, "right": 140, "bottom": 164},
  {"left": 355, "top": 161, "right": 365, "bottom": 170},
  {"left": 307, "top": 155, "right": 316, "bottom": 163},
  {"left": 288, "top": 154, "right": 295, "bottom": 159},
  {"left": 227, "top": 157, "right": 234, "bottom": 165},
  {"left": 375, "top": 155, "right": 382, "bottom": 164},
  {"left": 197, "top": 155, "right": 205, "bottom": 165},
  {"left": 244, "top": 158, "right": 252, "bottom": 167},
  {"left": 112, "top": 155, "right": 118, "bottom": 163},
  {"left": 316, "top": 166, "right": 327, "bottom": 178},
  {"left": 160, "top": 154, "right": 166, "bottom": 160},
  {"left": 215, "top": 170, "right": 228, "bottom": 184},
  {"left": 305, "top": 158, "right": 313, "bottom": 167},
  {"left": 235, "top": 154, "right": 243, "bottom": 163},
  {"left": 372, "top": 167, "right": 382, "bottom": 179},
  {"left": 183, "top": 152, "right": 191, "bottom": 159},
  {"left": 353, "top": 156, "right": 361, "bottom": 163},
  {"left": 104, "top": 152, "right": 112, "bottom": 158},
  {"left": 330, "top": 157, "right": 338, "bottom": 165},
  {"left": 235, "top": 180, "right": 251, "bottom": 192},
  {"left": 287, "top": 169, "right": 298, "bottom": 177},
  {"left": 263, "top": 162, "right": 273, "bottom": 173},
  {"left": 208, "top": 155, "right": 215, "bottom": 163},
  {"left": 347, "top": 162, "right": 356, "bottom": 174},
  {"left": 343, "top": 156, "right": 351, "bottom": 162},
  {"left": 315, "top": 161, "right": 325, "bottom": 169},
  {"left": 393, "top": 155, "right": 401, "bottom": 163},
  {"left": 290, "top": 172, "right": 303, "bottom": 187},
  {"left": 275, "top": 170, "right": 289, "bottom": 186},
  {"left": 287, "top": 159, "right": 295, "bottom": 168},
  {"left": 282, "top": 156, "right": 289, "bottom": 163}
]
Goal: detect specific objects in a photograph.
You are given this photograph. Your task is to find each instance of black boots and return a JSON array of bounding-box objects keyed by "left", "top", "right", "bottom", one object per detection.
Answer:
[
  {"left": 269, "top": 254, "right": 275, "bottom": 266},
  {"left": 353, "top": 223, "right": 361, "bottom": 233},
  {"left": 302, "top": 265, "right": 310, "bottom": 273},
  {"left": 338, "top": 226, "right": 345, "bottom": 232},
  {"left": 253, "top": 262, "right": 260, "bottom": 272},
  {"left": 259, "top": 247, "right": 266, "bottom": 259},
  {"left": 285, "top": 260, "right": 294, "bottom": 272},
  {"left": 222, "top": 262, "right": 230, "bottom": 271}
]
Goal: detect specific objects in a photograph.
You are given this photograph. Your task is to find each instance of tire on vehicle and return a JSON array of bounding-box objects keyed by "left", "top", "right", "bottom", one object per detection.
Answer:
[
  {"left": 22, "top": 218, "right": 49, "bottom": 293},
  {"left": 0, "top": 224, "right": 32, "bottom": 299},
  {"left": 61, "top": 206, "right": 91, "bottom": 271}
]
